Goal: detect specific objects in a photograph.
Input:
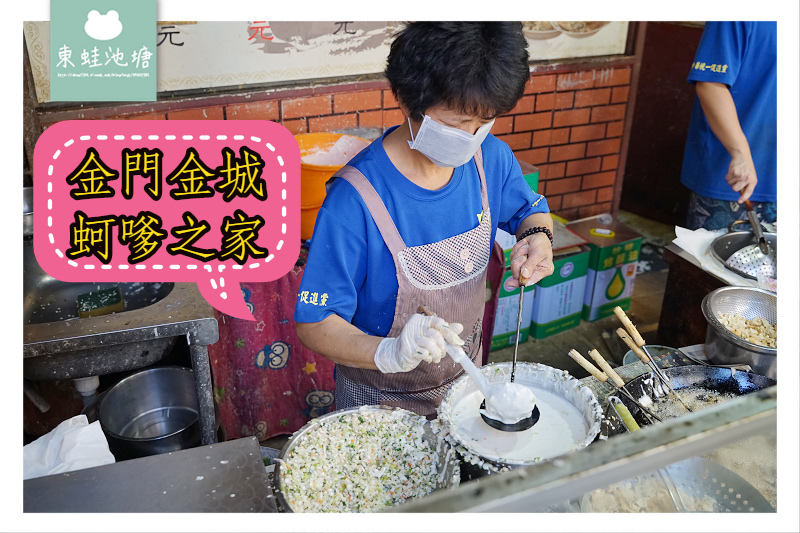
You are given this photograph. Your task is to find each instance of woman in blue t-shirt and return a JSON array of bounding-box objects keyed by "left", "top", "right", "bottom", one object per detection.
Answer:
[{"left": 293, "top": 22, "right": 554, "bottom": 416}]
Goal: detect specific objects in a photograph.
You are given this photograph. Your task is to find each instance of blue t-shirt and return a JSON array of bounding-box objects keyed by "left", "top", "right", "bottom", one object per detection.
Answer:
[
  {"left": 680, "top": 21, "right": 777, "bottom": 203},
  {"left": 294, "top": 127, "right": 549, "bottom": 336}
]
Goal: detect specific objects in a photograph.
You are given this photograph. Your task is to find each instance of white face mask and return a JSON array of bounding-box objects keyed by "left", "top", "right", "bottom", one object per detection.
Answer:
[{"left": 407, "top": 115, "right": 495, "bottom": 168}]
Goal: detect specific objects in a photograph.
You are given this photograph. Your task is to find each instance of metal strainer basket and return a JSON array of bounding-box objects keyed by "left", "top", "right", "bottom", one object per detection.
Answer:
[
  {"left": 709, "top": 230, "right": 777, "bottom": 280},
  {"left": 701, "top": 286, "right": 777, "bottom": 378},
  {"left": 580, "top": 457, "right": 774, "bottom": 512}
]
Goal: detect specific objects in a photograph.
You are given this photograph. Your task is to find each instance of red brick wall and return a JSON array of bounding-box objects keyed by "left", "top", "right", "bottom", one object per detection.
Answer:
[
  {"left": 36, "top": 62, "right": 634, "bottom": 221},
  {"left": 505, "top": 66, "right": 632, "bottom": 220}
]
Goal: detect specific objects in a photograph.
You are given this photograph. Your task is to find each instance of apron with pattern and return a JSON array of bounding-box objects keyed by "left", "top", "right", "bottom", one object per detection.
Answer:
[{"left": 333, "top": 149, "right": 492, "bottom": 417}]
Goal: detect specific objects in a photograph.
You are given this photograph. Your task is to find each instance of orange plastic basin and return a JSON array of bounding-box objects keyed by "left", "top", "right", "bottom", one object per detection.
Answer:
[{"left": 295, "top": 132, "right": 369, "bottom": 239}]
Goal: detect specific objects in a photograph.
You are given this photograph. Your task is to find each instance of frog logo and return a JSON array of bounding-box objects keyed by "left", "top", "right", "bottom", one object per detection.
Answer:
[
  {"left": 84, "top": 10, "right": 123, "bottom": 41},
  {"left": 254, "top": 420, "right": 268, "bottom": 441},
  {"left": 255, "top": 341, "right": 290, "bottom": 370}
]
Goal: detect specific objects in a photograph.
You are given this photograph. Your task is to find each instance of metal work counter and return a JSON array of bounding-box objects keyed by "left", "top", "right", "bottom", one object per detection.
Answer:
[
  {"left": 23, "top": 350, "right": 777, "bottom": 514},
  {"left": 24, "top": 436, "right": 276, "bottom": 513},
  {"left": 395, "top": 350, "right": 777, "bottom": 513}
]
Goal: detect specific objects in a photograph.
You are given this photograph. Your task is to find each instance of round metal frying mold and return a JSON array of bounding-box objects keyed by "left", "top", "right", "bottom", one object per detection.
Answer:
[{"left": 479, "top": 399, "right": 540, "bottom": 432}]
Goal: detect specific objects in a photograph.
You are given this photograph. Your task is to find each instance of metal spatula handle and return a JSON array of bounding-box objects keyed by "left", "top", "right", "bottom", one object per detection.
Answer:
[
  {"left": 511, "top": 274, "right": 527, "bottom": 383},
  {"left": 744, "top": 199, "right": 770, "bottom": 255}
]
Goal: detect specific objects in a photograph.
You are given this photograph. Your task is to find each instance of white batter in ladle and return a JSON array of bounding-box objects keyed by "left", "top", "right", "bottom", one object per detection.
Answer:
[{"left": 445, "top": 345, "right": 537, "bottom": 425}]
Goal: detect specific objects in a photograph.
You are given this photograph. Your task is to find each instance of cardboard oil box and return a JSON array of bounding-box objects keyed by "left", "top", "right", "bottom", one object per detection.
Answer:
[
  {"left": 566, "top": 218, "right": 643, "bottom": 322},
  {"left": 491, "top": 215, "right": 590, "bottom": 346},
  {"left": 528, "top": 246, "right": 590, "bottom": 339},
  {"left": 490, "top": 268, "right": 536, "bottom": 351}
]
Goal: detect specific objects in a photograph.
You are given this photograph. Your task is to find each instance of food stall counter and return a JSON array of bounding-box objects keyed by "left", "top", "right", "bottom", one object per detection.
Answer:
[{"left": 23, "top": 436, "right": 276, "bottom": 513}]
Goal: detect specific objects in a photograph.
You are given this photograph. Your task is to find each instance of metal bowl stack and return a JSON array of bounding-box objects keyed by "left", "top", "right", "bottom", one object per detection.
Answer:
[{"left": 701, "top": 286, "right": 777, "bottom": 379}]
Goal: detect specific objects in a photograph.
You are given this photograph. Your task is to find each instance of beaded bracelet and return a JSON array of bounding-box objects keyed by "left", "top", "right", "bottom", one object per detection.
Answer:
[{"left": 517, "top": 226, "right": 553, "bottom": 246}]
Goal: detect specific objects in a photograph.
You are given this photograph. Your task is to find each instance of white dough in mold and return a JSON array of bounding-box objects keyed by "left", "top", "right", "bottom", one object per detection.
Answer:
[
  {"left": 481, "top": 382, "right": 537, "bottom": 424},
  {"left": 451, "top": 386, "right": 589, "bottom": 463}
]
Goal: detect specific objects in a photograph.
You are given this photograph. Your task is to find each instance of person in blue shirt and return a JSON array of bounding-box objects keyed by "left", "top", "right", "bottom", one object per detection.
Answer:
[
  {"left": 680, "top": 21, "right": 777, "bottom": 231},
  {"left": 293, "top": 22, "right": 554, "bottom": 416}
]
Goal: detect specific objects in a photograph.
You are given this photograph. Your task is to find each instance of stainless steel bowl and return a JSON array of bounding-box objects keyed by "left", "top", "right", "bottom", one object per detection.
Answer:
[
  {"left": 273, "top": 405, "right": 460, "bottom": 513},
  {"left": 623, "top": 345, "right": 676, "bottom": 366},
  {"left": 701, "top": 287, "right": 777, "bottom": 379},
  {"left": 98, "top": 366, "right": 200, "bottom": 460}
]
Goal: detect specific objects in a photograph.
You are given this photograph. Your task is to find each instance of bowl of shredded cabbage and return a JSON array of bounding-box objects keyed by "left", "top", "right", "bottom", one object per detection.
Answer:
[{"left": 274, "top": 405, "right": 459, "bottom": 512}]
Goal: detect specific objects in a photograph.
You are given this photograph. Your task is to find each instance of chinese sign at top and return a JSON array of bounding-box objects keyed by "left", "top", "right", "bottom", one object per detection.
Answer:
[{"left": 50, "top": 0, "right": 156, "bottom": 102}]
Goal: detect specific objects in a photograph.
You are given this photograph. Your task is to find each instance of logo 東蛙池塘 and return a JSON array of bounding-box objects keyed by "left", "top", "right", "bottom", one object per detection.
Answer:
[{"left": 49, "top": 0, "right": 156, "bottom": 102}]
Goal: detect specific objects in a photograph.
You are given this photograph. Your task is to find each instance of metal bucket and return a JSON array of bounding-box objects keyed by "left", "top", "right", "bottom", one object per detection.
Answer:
[
  {"left": 438, "top": 362, "right": 602, "bottom": 475},
  {"left": 98, "top": 366, "right": 200, "bottom": 461}
]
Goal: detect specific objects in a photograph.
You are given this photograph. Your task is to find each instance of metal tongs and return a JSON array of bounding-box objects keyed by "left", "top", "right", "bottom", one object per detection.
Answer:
[
  {"left": 613, "top": 307, "right": 694, "bottom": 413},
  {"left": 568, "top": 348, "right": 662, "bottom": 423}
]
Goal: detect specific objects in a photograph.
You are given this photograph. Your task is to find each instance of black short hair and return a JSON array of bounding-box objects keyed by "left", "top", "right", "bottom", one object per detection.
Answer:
[{"left": 385, "top": 22, "right": 530, "bottom": 121}]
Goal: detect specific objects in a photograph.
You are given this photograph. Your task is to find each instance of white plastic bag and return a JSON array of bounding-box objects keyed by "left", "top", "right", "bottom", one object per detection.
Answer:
[{"left": 23, "top": 414, "right": 115, "bottom": 480}]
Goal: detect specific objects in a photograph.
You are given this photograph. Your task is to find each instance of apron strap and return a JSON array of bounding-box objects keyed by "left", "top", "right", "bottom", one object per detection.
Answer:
[
  {"left": 333, "top": 165, "right": 407, "bottom": 256},
  {"left": 473, "top": 148, "right": 490, "bottom": 212}
]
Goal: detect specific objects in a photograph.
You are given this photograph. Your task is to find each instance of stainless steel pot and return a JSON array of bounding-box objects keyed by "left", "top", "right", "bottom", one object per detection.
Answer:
[
  {"left": 701, "top": 286, "right": 777, "bottom": 379},
  {"left": 98, "top": 366, "right": 201, "bottom": 461}
]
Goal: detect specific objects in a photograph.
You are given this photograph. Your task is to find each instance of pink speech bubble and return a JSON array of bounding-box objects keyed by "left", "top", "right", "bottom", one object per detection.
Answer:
[{"left": 33, "top": 120, "right": 301, "bottom": 321}]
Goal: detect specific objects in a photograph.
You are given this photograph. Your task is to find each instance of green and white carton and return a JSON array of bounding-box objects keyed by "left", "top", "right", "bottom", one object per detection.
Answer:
[
  {"left": 491, "top": 215, "right": 590, "bottom": 345},
  {"left": 490, "top": 268, "right": 535, "bottom": 351},
  {"left": 529, "top": 246, "right": 590, "bottom": 339},
  {"left": 566, "top": 219, "right": 642, "bottom": 322}
]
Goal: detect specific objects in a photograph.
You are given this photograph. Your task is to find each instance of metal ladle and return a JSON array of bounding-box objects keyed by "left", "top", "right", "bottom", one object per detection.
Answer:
[
  {"left": 418, "top": 305, "right": 539, "bottom": 431},
  {"left": 475, "top": 271, "right": 540, "bottom": 431},
  {"left": 485, "top": 271, "right": 540, "bottom": 431},
  {"left": 445, "top": 344, "right": 540, "bottom": 432}
]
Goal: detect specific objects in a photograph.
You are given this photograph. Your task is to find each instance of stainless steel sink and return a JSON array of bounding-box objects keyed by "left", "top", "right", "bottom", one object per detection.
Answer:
[
  {"left": 22, "top": 187, "right": 220, "bottom": 444},
  {"left": 23, "top": 239, "right": 217, "bottom": 380},
  {"left": 24, "top": 247, "right": 175, "bottom": 324}
]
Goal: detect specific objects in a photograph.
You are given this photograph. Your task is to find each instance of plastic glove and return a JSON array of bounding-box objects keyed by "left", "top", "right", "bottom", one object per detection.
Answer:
[{"left": 374, "top": 314, "right": 465, "bottom": 373}]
